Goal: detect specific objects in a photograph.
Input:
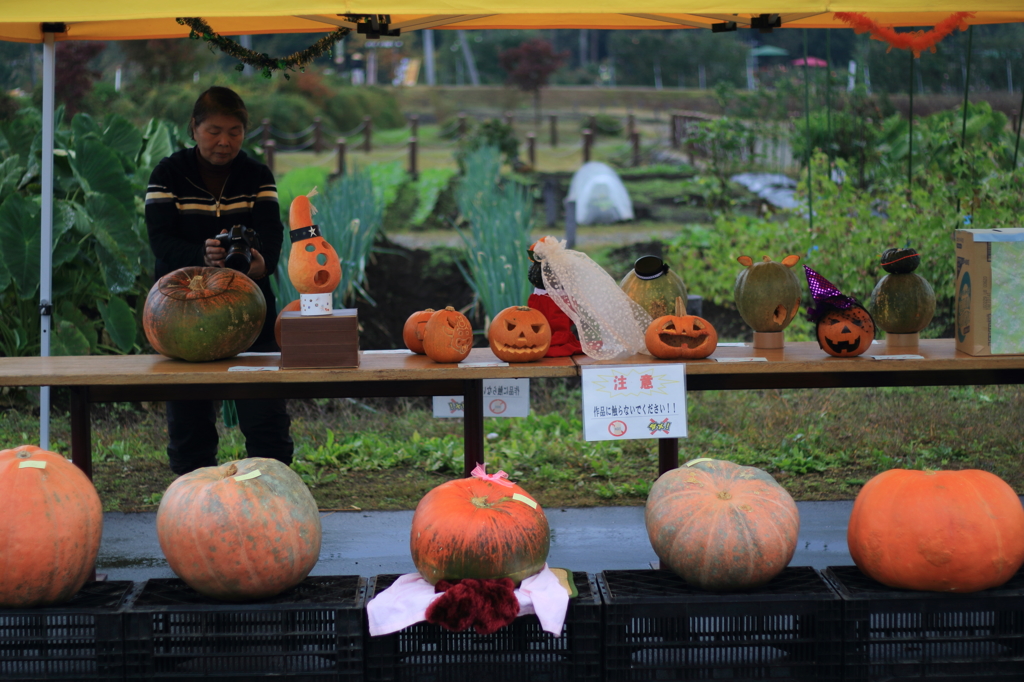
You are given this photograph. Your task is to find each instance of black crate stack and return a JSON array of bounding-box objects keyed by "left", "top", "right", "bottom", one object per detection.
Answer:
[
  {"left": 121, "top": 575, "right": 365, "bottom": 680},
  {"left": 0, "top": 580, "right": 133, "bottom": 681},
  {"left": 365, "top": 571, "right": 602, "bottom": 682},
  {"left": 823, "top": 565, "right": 1024, "bottom": 681},
  {"left": 598, "top": 567, "right": 844, "bottom": 681}
]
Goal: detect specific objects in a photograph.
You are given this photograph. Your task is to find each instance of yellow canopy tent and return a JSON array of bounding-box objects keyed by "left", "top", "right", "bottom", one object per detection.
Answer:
[
  {"left": 3, "top": 5, "right": 1024, "bottom": 42},
  {"left": 5, "top": 3, "right": 1020, "bottom": 447}
]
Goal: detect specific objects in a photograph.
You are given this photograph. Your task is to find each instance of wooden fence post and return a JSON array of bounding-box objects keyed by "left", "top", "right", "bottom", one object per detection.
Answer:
[
  {"left": 363, "top": 116, "right": 372, "bottom": 153},
  {"left": 264, "top": 140, "right": 276, "bottom": 173},
  {"left": 458, "top": 113, "right": 468, "bottom": 139},
  {"left": 549, "top": 114, "right": 558, "bottom": 147},
  {"left": 409, "top": 137, "right": 418, "bottom": 180},
  {"left": 336, "top": 137, "right": 346, "bottom": 176},
  {"left": 582, "top": 128, "right": 592, "bottom": 163},
  {"left": 627, "top": 113, "right": 636, "bottom": 138},
  {"left": 671, "top": 114, "right": 680, "bottom": 149},
  {"left": 261, "top": 118, "right": 271, "bottom": 148},
  {"left": 410, "top": 114, "right": 419, "bottom": 139},
  {"left": 631, "top": 131, "right": 641, "bottom": 167},
  {"left": 527, "top": 132, "right": 536, "bottom": 169},
  {"left": 313, "top": 116, "right": 323, "bottom": 153}
]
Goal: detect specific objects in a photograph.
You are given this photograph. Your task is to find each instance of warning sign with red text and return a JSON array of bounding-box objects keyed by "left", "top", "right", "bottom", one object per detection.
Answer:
[{"left": 581, "top": 365, "right": 687, "bottom": 442}]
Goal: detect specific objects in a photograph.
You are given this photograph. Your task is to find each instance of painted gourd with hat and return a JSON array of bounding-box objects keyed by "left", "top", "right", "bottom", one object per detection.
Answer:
[
  {"left": 620, "top": 255, "right": 688, "bottom": 321},
  {"left": 868, "top": 246, "right": 936, "bottom": 337},
  {"left": 288, "top": 188, "right": 342, "bottom": 315},
  {"left": 805, "top": 265, "right": 876, "bottom": 357}
]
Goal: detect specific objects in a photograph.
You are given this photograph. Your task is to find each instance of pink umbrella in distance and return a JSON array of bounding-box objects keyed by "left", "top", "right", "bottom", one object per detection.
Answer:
[{"left": 791, "top": 56, "right": 828, "bottom": 67}]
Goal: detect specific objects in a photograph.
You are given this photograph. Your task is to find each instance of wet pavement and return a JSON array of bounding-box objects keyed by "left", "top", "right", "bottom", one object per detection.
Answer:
[{"left": 98, "top": 501, "right": 857, "bottom": 581}]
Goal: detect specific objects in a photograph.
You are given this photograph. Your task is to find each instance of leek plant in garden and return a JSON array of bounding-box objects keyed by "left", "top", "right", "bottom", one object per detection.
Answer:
[
  {"left": 453, "top": 145, "right": 534, "bottom": 324},
  {"left": 273, "top": 168, "right": 383, "bottom": 308}
]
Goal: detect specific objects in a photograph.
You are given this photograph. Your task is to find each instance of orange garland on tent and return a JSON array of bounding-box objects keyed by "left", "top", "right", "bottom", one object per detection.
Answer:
[{"left": 833, "top": 12, "right": 975, "bottom": 58}]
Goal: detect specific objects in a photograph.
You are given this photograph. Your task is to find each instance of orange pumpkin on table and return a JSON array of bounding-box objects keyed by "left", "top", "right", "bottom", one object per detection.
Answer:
[
  {"left": 423, "top": 306, "right": 473, "bottom": 363},
  {"left": 403, "top": 308, "right": 436, "bottom": 354},
  {"left": 816, "top": 304, "right": 875, "bottom": 357},
  {"left": 287, "top": 189, "right": 342, "bottom": 295},
  {"left": 644, "top": 296, "right": 717, "bottom": 359},
  {"left": 488, "top": 306, "right": 551, "bottom": 362}
]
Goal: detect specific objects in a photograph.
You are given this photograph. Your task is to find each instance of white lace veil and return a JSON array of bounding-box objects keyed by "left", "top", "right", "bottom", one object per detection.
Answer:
[{"left": 532, "top": 236, "right": 651, "bottom": 360}]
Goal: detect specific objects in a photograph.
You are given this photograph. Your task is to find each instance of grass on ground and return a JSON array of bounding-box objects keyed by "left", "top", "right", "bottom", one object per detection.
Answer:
[{"left": 2, "top": 381, "right": 1020, "bottom": 513}]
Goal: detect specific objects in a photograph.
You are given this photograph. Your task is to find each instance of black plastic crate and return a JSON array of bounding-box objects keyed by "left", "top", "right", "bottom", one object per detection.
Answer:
[
  {"left": 0, "top": 580, "right": 133, "bottom": 681},
  {"left": 365, "top": 571, "right": 602, "bottom": 682},
  {"left": 122, "top": 575, "right": 365, "bottom": 680},
  {"left": 599, "top": 567, "right": 844, "bottom": 681},
  {"left": 823, "top": 565, "right": 1024, "bottom": 681}
]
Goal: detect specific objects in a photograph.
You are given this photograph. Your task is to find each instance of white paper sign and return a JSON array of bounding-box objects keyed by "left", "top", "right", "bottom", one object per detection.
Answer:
[
  {"left": 581, "top": 364, "right": 687, "bottom": 442},
  {"left": 433, "top": 378, "right": 530, "bottom": 418}
]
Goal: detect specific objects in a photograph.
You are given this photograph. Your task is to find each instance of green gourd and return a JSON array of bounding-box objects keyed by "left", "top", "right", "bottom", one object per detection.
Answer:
[
  {"left": 733, "top": 255, "right": 801, "bottom": 333},
  {"left": 868, "top": 248, "right": 936, "bottom": 334}
]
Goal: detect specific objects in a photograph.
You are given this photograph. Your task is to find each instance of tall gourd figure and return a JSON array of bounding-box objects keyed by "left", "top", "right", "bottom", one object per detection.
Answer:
[{"left": 288, "top": 188, "right": 342, "bottom": 315}]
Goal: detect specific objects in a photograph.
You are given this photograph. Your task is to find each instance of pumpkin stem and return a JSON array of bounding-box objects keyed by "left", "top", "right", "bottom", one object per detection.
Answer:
[
  {"left": 225, "top": 463, "right": 238, "bottom": 477},
  {"left": 717, "top": 491, "right": 732, "bottom": 500},
  {"left": 187, "top": 275, "right": 205, "bottom": 292},
  {"left": 674, "top": 296, "right": 685, "bottom": 316}
]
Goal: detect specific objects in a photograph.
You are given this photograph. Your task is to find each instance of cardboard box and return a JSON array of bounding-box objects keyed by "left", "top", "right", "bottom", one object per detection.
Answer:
[
  {"left": 955, "top": 228, "right": 1024, "bottom": 356},
  {"left": 279, "top": 308, "right": 360, "bottom": 368}
]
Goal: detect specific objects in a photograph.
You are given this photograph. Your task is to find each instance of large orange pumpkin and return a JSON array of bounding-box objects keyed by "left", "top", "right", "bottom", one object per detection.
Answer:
[
  {"left": 847, "top": 469, "right": 1024, "bottom": 592},
  {"left": 645, "top": 458, "right": 800, "bottom": 591},
  {"left": 410, "top": 468, "right": 550, "bottom": 585},
  {"left": 402, "top": 308, "right": 435, "bottom": 354},
  {"left": 645, "top": 314, "right": 718, "bottom": 359},
  {"left": 287, "top": 193, "right": 342, "bottom": 295},
  {"left": 488, "top": 306, "right": 551, "bottom": 362},
  {"left": 156, "top": 457, "right": 322, "bottom": 602},
  {"left": 422, "top": 306, "right": 473, "bottom": 363},
  {"left": 143, "top": 266, "right": 266, "bottom": 362},
  {"left": 0, "top": 445, "right": 103, "bottom": 607}
]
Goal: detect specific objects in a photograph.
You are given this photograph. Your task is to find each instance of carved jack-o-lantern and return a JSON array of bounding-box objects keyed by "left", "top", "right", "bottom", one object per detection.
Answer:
[
  {"left": 287, "top": 193, "right": 342, "bottom": 295},
  {"left": 402, "top": 308, "right": 436, "bottom": 354},
  {"left": 645, "top": 314, "right": 718, "bottom": 360},
  {"left": 423, "top": 306, "right": 474, "bottom": 363},
  {"left": 816, "top": 305, "right": 875, "bottom": 357},
  {"left": 488, "top": 306, "right": 552, "bottom": 362}
]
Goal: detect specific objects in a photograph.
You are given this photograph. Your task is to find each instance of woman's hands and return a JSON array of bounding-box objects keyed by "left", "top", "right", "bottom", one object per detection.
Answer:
[{"left": 204, "top": 238, "right": 267, "bottom": 280}]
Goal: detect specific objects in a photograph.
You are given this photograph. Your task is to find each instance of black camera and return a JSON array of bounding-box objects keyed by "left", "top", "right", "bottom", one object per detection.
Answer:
[{"left": 214, "top": 225, "right": 261, "bottom": 275}]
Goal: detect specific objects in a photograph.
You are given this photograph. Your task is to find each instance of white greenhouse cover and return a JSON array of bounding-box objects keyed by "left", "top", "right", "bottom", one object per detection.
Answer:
[{"left": 566, "top": 162, "right": 634, "bottom": 226}]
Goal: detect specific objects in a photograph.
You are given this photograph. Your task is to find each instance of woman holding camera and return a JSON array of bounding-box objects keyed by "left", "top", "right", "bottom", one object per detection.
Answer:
[{"left": 144, "top": 86, "right": 293, "bottom": 476}]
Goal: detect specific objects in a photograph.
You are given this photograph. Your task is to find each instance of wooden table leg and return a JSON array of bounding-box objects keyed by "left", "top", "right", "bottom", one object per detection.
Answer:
[
  {"left": 69, "top": 386, "right": 92, "bottom": 480},
  {"left": 463, "top": 378, "right": 484, "bottom": 478},
  {"left": 658, "top": 438, "right": 679, "bottom": 476}
]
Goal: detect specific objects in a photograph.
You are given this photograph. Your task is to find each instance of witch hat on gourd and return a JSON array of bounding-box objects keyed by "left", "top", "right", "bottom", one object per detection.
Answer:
[{"left": 803, "top": 265, "right": 859, "bottom": 322}]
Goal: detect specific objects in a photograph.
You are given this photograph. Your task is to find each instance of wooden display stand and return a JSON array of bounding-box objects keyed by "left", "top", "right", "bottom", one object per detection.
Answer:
[
  {"left": 280, "top": 309, "right": 359, "bottom": 369},
  {"left": 886, "top": 332, "right": 920, "bottom": 350},
  {"left": 752, "top": 331, "right": 784, "bottom": 349}
]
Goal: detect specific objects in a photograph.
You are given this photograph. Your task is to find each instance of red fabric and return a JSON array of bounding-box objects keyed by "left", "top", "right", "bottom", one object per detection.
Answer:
[
  {"left": 833, "top": 12, "right": 974, "bottom": 58},
  {"left": 425, "top": 578, "right": 520, "bottom": 634},
  {"left": 528, "top": 293, "right": 582, "bottom": 357}
]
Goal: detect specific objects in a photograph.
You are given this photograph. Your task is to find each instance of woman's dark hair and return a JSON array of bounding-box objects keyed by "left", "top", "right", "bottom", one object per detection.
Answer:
[{"left": 189, "top": 86, "right": 249, "bottom": 139}]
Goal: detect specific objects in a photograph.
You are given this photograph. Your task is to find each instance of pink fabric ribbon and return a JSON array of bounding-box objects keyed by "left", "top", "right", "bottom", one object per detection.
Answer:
[{"left": 471, "top": 463, "right": 515, "bottom": 487}]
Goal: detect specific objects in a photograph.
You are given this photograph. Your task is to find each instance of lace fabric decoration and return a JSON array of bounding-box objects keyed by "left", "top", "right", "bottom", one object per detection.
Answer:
[{"left": 531, "top": 236, "right": 652, "bottom": 361}]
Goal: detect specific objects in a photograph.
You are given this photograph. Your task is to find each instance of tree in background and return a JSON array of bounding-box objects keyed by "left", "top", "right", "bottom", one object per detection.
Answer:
[
  {"left": 119, "top": 39, "right": 217, "bottom": 85},
  {"left": 499, "top": 39, "right": 569, "bottom": 123},
  {"left": 55, "top": 42, "right": 106, "bottom": 115}
]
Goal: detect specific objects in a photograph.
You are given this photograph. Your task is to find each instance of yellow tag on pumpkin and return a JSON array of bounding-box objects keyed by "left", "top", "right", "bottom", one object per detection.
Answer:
[
  {"left": 19, "top": 460, "right": 46, "bottom": 469},
  {"left": 233, "top": 469, "right": 262, "bottom": 482},
  {"left": 512, "top": 493, "right": 538, "bottom": 509}
]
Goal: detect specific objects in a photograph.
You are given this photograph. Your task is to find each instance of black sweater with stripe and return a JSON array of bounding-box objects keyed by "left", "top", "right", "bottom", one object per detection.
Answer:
[{"left": 144, "top": 146, "right": 284, "bottom": 351}]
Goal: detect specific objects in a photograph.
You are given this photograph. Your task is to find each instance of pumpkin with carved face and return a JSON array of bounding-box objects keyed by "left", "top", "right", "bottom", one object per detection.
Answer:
[
  {"left": 287, "top": 194, "right": 342, "bottom": 295},
  {"left": 423, "top": 306, "right": 474, "bottom": 363},
  {"left": 816, "top": 305, "right": 875, "bottom": 357},
  {"left": 488, "top": 306, "right": 551, "bottom": 362},
  {"left": 402, "top": 308, "right": 436, "bottom": 354},
  {"left": 645, "top": 315, "right": 718, "bottom": 360}
]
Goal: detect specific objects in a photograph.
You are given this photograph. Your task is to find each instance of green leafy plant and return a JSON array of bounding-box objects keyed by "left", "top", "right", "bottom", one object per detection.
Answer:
[
  {"left": 453, "top": 145, "right": 534, "bottom": 323},
  {"left": 454, "top": 119, "right": 519, "bottom": 170}
]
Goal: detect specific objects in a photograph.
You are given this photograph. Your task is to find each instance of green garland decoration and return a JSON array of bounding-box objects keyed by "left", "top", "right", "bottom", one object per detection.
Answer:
[{"left": 176, "top": 17, "right": 349, "bottom": 79}]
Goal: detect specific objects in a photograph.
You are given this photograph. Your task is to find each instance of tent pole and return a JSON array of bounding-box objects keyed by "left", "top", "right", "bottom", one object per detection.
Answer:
[
  {"left": 1013, "top": 86, "right": 1024, "bottom": 170},
  {"left": 908, "top": 51, "right": 914, "bottom": 198},
  {"left": 40, "top": 30, "right": 56, "bottom": 450},
  {"left": 826, "top": 31, "right": 832, "bottom": 166},
  {"left": 956, "top": 25, "right": 974, "bottom": 217},
  {"left": 804, "top": 29, "right": 813, "bottom": 233}
]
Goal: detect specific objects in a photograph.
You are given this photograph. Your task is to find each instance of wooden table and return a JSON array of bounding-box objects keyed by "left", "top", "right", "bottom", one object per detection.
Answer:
[
  {"left": 574, "top": 339, "right": 1024, "bottom": 474},
  {"left": 1, "top": 339, "right": 1021, "bottom": 479},
  {"left": 0, "top": 348, "right": 576, "bottom": 479}
]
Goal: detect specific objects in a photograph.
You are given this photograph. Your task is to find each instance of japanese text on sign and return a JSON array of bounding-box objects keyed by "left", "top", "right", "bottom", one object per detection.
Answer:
[
  {"left": 581, "top": 365, "right": 687, "bottom": 441},
  {"left": 433, "top": 378, "right": 530, "bottom": 418}
]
